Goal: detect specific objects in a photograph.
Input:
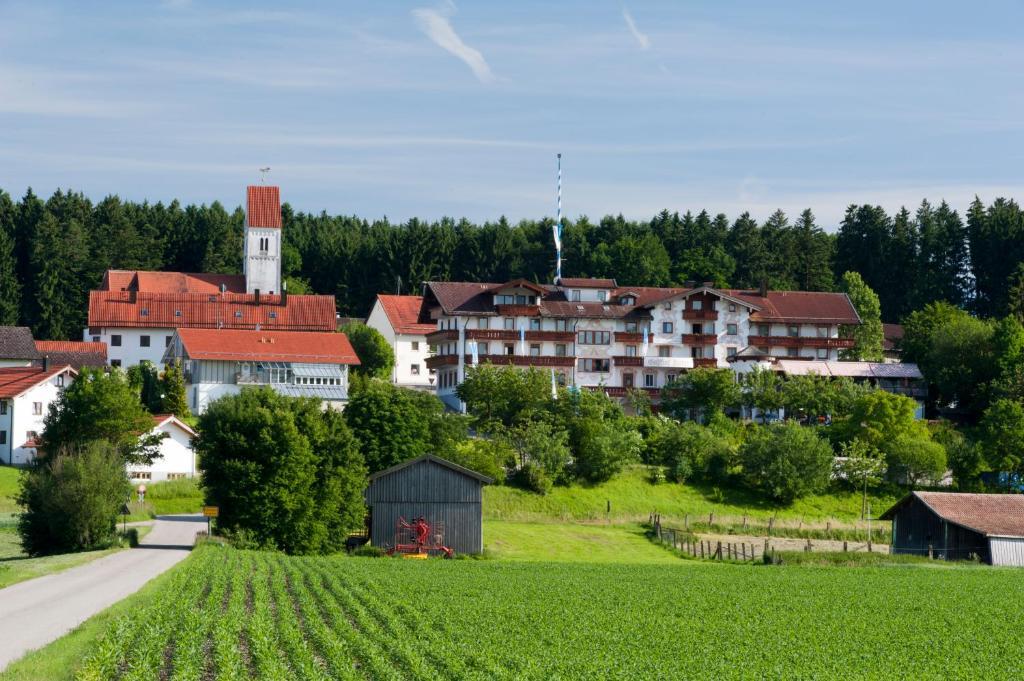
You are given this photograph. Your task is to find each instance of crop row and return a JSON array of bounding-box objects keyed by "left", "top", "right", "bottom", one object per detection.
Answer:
[{"left": 77, "top": 544, "right": 1024, "bottom": 679}]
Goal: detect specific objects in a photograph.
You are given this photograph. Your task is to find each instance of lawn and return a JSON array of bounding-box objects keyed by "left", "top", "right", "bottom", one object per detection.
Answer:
[
  {"left": 0, "top": 466, "right": 21, "bottom": 514},
  {"left": 14, "top": 543, "right": 1024, "bottom": 680},
  {"left": 485, "top": 465, "right": 899, "bottom": 528},
  {"left": 483, "top": 520, "right": 677, "bottom": 563},
  {"left": 0, "top": 528, "right": 123, "bottom": 590}
]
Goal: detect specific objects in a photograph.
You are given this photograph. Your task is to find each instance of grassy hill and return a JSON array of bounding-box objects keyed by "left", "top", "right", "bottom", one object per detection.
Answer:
[
  {"left": 0, "top": 466, "right": 21, "bottom": 515},
  {"left": 484, "top": 466, "right": 898, "bottom": 528}
]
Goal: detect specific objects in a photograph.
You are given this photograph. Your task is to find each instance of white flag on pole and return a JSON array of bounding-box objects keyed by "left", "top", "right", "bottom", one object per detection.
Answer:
[
  {"left": 641, "top": 325, "right": 649, "bottom": 356},
  {"left": 519, "top": 326, "right": 526, "bottom": 355},
  {"left": 469, "top": 340, "right": 479, "bottom": 366},
  {"left": 551, "top": 368, "right": 558, "bottom": 400}
]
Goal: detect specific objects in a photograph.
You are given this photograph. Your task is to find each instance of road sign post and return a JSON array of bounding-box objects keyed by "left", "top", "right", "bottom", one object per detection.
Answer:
[{"left": 202, "top": 506, "right": 219, "bottom": 535}]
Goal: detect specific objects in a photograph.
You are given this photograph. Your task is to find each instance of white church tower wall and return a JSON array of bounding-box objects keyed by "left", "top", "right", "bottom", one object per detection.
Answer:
[{"left": 243, "top": 185, "right": 283, "bottom": 295}]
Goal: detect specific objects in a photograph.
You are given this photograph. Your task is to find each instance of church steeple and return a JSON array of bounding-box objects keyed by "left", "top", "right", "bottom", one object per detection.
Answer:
[{"left": 243, "top": 185, "right": 282, "bottom": 295}]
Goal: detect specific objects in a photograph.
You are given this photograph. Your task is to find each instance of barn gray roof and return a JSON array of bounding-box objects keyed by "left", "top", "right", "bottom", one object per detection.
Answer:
[
  {"left": 0, "top": 327, "right": 41, "bottom": 361},
  {"left": 368, "top": 454, "right": 494, "bottom": 484}
]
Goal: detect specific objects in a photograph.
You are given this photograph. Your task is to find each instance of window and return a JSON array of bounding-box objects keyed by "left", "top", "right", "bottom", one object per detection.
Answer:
[
  {"left": 625, "top": 321, "right": 638, "bottom": 333},
  {"left": 623, "top": 373, "right": 634, "bottom": 388},
  {"left": 529, "top": 344, "right": 541, "bottom": 357},
  {"left": 729, "top": 303, "right": 736, "bottom": 312},
  {"left": 0, "top": 431, "right": 5, "bottom": 445},
  {"left": 165, "top": 336, "right": 173, "bottom": 348},
  {"left": 727, "top": 323, "right": 737, "bottom": 335},
  {"left": 478, "top": 318, "right": 489, "bottom": 330},
  {"left": 140, "top": 335, "right": 151, "bottom": 347},
  {"left": 727, "top": 347, "right": 737, "bottom": 358},
  {"left": 269, "top": 312, "right": 277, "bottom": 319},
  {"left": 111, "top": 359, "right": 122, "bottom": 368},
  {"left": 411, "top": 364, "right": 421, "bottom": 375},
  {"left": 91, "top": 335, "right": 100, "bottom": 343},
  {"left": 691, "top": 347, "right": 703, "bottom": 359},
  {"left": 111, "top": 335, "right": 122, "bottom": 347},
  {"left": 620, "top": 296, "right": 636, "bottom": 306},
  {"left": 817, "top": 348, "right": 828, "bottom": 359},
  {"left": 234, "top": 311, "right": 243, "bottom": 318},
  {"left": 597, "top": 291, "right": 608, "bottom": 302},
  {"left": 140, "top": 308, "right": 149, "bottom": 317},
  {"left": 571, "top": 290, "right": 581, "bottom": 302},
  {"left": 551, "top": 343, "right": 564, "bottom": 357},
  {"left": 666, "top": 373, "right": 677, "bottom": 384},
  {"left": 662, "top": 322, "right": 674, "bottom": 334},
  {"left": 478, "top": 342, "right": 489, "bottom": 355},
  {"left": 503, "top": 318, "right": 515, "bottom": 330},
  {"left": 167, "top": 473, "right": 187, "bottom": 481},
  {"left": 578, "top": 358, "right": 610, "bottom": 372},
  {"left": 659, "top": 346, "right": 671, "bottom": 357},
  {"left": 663, "top": 301, "right": 672, "bottom": 310},
  {"left": 817, "top": 325, "right": 830, "bottom": 338},
  {"left": 577, "top": 330, "right": 610, "bottom": 345},
  {"left": 625, "top": 345, "right": 637, "bottom": 357},
  {"left": 758, "top": 324, "right": 770, "bottom": 336},
  {"left": 691, "top": 323, "right": 703, "bottom": 335},
  {"left": 0, "top": 401, "right": 5, "bottom": 415},
  {"left": 644, "top": 374, "right": 655, "bottom": 388},
  {"left": 530, "top": 318, "right": 541, "bottom": 331},
  {"left": 174, "top": 310, "right": 182, "bottom": 317},
  {"left": 132, "top": 471, "right": 153, "bottom": 481},
  {"left": 788, "top": 325, "right": 800, "bottom": 337},
  {"left": 55, "top": 374, "right": 64, "bottom": 387},
  {"left": 412, "top": 341, "right": 420, "bottom": 351},
  {"left": 32, "top": 402, "right": 42, "bottom": 416},
  {"left": 515, "top": 295, "right": 528, "bottom": 305},
  {"left": 787, "top": 347, "right": 799, "bottom": 357},
  {"left": 555, "top": 319, "right": 570, "bottom": 332},
  {"left": 691, "top": 300, "right": 701, "bottom": 311},
  {"left": 504, "top": 343, "right": 515, "bottom": 355}
]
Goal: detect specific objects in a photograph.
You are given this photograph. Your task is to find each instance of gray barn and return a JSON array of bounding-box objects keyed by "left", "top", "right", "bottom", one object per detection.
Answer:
[
  {"left": 881, "top": 491, "right": 1024, "bottom": 566},
  {"left": 364, "top": 454, "right": 493, "bottom": 555}
]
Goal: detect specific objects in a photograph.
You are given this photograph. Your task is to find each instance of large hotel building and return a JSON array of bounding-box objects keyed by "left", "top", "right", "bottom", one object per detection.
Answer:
[{"left": 422, "top": 277, "right": 868, "bottom": 411}]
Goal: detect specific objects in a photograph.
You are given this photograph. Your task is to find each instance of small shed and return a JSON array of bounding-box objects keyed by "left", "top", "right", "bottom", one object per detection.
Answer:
[
  {"left": 881, "top": 491, "right": 1024, "bottom": 566},
  {"left": 364, "top": 454, "right": 493, "bottom": 555}
]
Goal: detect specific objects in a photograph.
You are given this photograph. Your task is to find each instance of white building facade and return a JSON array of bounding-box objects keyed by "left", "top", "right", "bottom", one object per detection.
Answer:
[
  {"left": 164, "top": 328, "right": 360, "bottom": 414},
  {"left": 127, "top": 415, "right": 197, "bottom": 482},
  {"left": 422, "top": 278, "right": 861, "bottom": 412},
  {"left": 366, "top": 294, "right": 436, "bottom": 390},
  {"left": 0, "top": 365, "right": 77, "bottom": 465}
]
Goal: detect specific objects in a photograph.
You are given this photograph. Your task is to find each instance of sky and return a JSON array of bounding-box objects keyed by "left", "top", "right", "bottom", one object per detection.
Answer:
[{"left": 2, "top": 0, "right": 1024, "bottom": 228}]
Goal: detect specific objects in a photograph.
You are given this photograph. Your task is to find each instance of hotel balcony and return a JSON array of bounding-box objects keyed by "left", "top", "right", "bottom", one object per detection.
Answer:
[
  {"left": 681, "top": 333, "right": 718, "bottom": 345},
  {"left": 747, "top": 335, "right": 856, "bottom": 349},
  {"left": 601, "top": 386, "right": 661, "bottom": 397},
  {"left": 425, "top": 329, "right": 459, "bottom": 344},
  {"left": 614, "top": 332, "right": 653, "bottom": 343},
  {"left": 612, "top": 355, "right": 644, "bottom": 367},
  {"left": 682, "top": 309, "right": 718, "bottom": 321},
  {"left": 495, "top": 304, "right": 541, "bottom": 317},
  {"left": 644, "top": 357, "right": 694, "bottom": 369},
  {"left": 425, "top": 354, "right": 459, "bottom": 369},
  {"left": 467, "top": 354, "right": 576, "bottom": 368},
  {"left": 693, "top": 358, "right": 719, "bottom": 368},
  {"left": 465, "top": 329, "right": 575, "bottom": 342}
]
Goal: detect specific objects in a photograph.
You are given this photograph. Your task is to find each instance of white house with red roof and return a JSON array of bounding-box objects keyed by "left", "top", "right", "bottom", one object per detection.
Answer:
[
  {"left": 0, "top": 364, "right": 77, "bottom": 465},
  {"left": 366, "top": 294, "right": 436, "bottom": 390},
  {"left": 127, "top": 414, "right": 197, "bottom": 483},
  {"left": 84, "top": 186, "right": 337, "bottom": 369},
  {"left": 163, "top": 328, "right": 360, "bottom": 413}
]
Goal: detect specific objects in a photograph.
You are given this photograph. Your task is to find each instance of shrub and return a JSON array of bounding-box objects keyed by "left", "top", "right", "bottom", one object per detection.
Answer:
[
  {"left": 341, "top": 323, "right": 395, "bottom": 379},
  {"left": 344, "top": 380, "right": 436, "bottom": 473},
  {"left": 739, "top": 423, "right": 833, "bottom": 504},
  {"left": 17, "top": 441, "right": 130, "bottom": 556},
  {"left": 884, "top": 436, "right": 947, "bottom": 487},
  {"left": 650, "top": 421, "right": 735, "bottom": 483},
  {"left": 448, "top": 438, "right": 511, "bottom": 483},
  {"left": 571, "top": 419, "right": 642, "bottom": 484},
  {"left": 512, "top": 461, "right": 553, "bottom": 495}
]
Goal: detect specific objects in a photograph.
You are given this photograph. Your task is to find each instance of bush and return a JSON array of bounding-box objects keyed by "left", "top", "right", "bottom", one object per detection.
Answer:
[
  {"left": 571, "top": 419, "right": 643, "bottom": 484},
  {"left": 341, "top": 323, "right": 395, "bottom": 379},
  {"left": 739, "top": 423, "right": 833, "bottom": 504},
  {"left": 345, "top": 380, "right": 436, "bottom": 473},
  {"left": 196, "top": 388, "right": 366, "bottom": 555},
  {"left": 351, "top": 545, "right": 385, "bottom": 558},
  {"left": 512, "top": 461, "right": 553, "bottom": 495},
  {"left": 650, "top": 421, "right": 735, "bottom": 483},
  {"left": 448, "top": 438, "right": 511, "bottom": 484},
  {"left": 884, "top": 436, "right": 947, "bottom": 487},
  {"left": 18, "top": 441, "right": 130, "bottom": 556}
]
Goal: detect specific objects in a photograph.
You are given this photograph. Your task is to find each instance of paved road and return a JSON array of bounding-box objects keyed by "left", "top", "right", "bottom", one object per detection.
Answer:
[{"left": 0, "top": 514, "right": 205, "bottom": 671}]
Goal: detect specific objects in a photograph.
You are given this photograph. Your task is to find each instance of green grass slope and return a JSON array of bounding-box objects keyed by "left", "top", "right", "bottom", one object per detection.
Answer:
[{"left": 0, "top": 466, "right": 21, "bottom": 515}]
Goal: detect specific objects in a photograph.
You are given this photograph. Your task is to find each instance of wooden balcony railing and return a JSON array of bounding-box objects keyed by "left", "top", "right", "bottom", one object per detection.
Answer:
[
  {"left": 682, "top": 309, "right": 718, "bottom": 321},
  {"left": 495, "top": 304, "right": 541, "bottom": 317},
  {"left": 693, "top": 358, "right": 719, "bottom": 368},
  {"left": 601, "top": 386, "right": 660, "bottom": 397},
  {"left": 747, "top": 335, "right": 855, "bottom": 349},
  {"left": 614, "top": 332, "right": 653, "bottom": 343},
  {"left": 681, "top": 334, "right": 718, "bottom": 345},
  {"left": 465, "top": 329, "right": 574, "bottom": 342},
  {"left": 612, "top": 356, "right": 644, "bottom": 367},
  {"left": 425, "top": 329, "right": 458, "bottom": 343},
  {"left": 425, "top": 354, "right": 458, "bottom": 369},
  {"left": 467, "top": 354, "right": 576, "bottom": 368}
]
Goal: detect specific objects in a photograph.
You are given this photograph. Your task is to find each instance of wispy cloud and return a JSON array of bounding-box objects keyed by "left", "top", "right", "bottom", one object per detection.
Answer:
[
  {"left": 622, "top": 8, "right": 650, "bottom": 50},
  {"left": 412, "top": 5, "right": 494, "bottom": 83}
]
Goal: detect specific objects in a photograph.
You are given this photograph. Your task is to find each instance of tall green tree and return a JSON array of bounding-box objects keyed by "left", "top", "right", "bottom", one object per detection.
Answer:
[
  {"left": 160, "top": 360, "right": 191, "bottom": 418},
  {"left": 344, "top": 380, "right": 436, "bottom": 473},
  {"left": 661, "top": 368, "right": 741, "bottom": 423},
  {"left": 30, "top": 211, "right": 90, "bottom": 340},
  {"left": 0, "top": 221, "right": 19, "bottom": 325},
  {"left": 341, "top": 323, "right": 395, "bottom": 380},
  {"left": 839, "top": 271, "right": 883, "bottom": 361},
  {"left": 791, "top": 209, "right": 834, "bottom": 291}
]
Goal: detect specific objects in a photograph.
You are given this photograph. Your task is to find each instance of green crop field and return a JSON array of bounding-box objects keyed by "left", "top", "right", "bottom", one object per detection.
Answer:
[{"left": 44, "top": 543, "right": 1024, "bottom": 680}]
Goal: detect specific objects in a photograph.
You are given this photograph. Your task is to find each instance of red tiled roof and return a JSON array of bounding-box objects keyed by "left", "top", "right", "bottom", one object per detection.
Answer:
[
  {"left": 376, "top": 295, "right": 435, "bottom": 335},
  {"left": 176, "top": 328, "right": 360, "bottom": 364},
  {"left": 722, "top": 289, "right": 860, "bottom": 324},
  {"left": 88, "top": 291, "right": 336, "bottom": 331},
  {"left": 882, "top": 492, "right": 1024, "bottom": 538},
  {"left": 247, "top": 185, "right": 282, "bottom": 228},
  {"left": 558, "top": 277, "right": 618, "bottom": 288},
  {"left": 101, "top": 270, "right": 246, "bottom": 294},
  {"left": 35, "top": 341, "right": 107, "bottom": 369},
  {"left": 0, "top": 366, "right": 76, "bottom": 399}
]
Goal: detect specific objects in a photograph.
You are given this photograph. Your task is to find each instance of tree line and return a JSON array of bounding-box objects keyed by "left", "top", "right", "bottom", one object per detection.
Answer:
[{"left": 3, "top": 186, "right": 1023, "bottom": 338}]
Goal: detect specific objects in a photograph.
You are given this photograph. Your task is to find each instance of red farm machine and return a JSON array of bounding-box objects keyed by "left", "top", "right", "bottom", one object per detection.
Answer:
[{"left": 385, "top": 516, "right": 454, "bottom": 559}]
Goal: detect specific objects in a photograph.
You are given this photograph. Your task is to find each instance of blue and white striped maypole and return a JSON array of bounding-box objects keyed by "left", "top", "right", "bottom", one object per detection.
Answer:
[{"left": 553, "top": 153, "right": 563, "bottom": 284}]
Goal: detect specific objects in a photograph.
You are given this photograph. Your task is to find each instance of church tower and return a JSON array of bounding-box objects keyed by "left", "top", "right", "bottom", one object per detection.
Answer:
[{"left": 243, "top": 185, "right": 283, "bottom": 295}]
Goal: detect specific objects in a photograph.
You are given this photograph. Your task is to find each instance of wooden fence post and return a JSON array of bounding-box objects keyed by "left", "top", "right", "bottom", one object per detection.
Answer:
[
  {"left": 843, "top": 541, "right": 848, "bottom": 552},
  {"left": 868, "top": 541, "right": 873, "bottom": 553},
  {"left": 684, "top": 514, "right": 689, "bottom": 530},
  {"left": 709, "top": 511, "right": 714, "bottom": 526},
  {"left": 742, "top": 515, "right": 747, "bottom": 530},
  {"left": 742, "top": 543, "right": 747, "bottom": 561},
  {"left": 716, "top": 541, "right": 722, "bottom": 560},
  {"left": 768, "top": 516, "right": 774, "bottom": 536},
  {"left": 700, "top": 541, "right": 705, "bottom": 559},
  {"left": 928, "top": 544, "right": 933, "bottom": 560}
]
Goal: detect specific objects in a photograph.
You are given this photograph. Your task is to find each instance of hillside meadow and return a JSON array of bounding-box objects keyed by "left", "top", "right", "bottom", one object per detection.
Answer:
[{"left": 6, "top": 542, "right": 1021, "bottom": 681}]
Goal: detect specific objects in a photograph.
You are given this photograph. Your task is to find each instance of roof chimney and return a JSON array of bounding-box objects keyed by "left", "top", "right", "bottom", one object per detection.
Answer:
[
  {"left": 758, "top": 279, "right": 768, "bottom": 297},
  {"left": 281, "top": 280, "right": 288, "bottom": 306},
  {"left": 42, "top": 356, "right": 49, "bottom": 371},
  {"left": 254, "top": 288, "right": 260, "bottom": 304}
]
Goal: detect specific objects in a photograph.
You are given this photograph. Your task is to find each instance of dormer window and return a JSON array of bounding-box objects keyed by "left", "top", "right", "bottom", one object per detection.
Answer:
[
  {"left": 269, "top": 312, "right": 278, "bottom": 319},
  {"left": 692, "top": 300, "right": 702, "bottom": 311},
  {"left": 663, "top": 302, "right": 672, "bottom": 310},
  {"left": 572, "top": 290, "right": 582, "bottom": 302},
  {"left": 620, "top": 296, "right": 636, "bottom": 306},
  {"left": 597, "top": 291, "right": 607, "bottom": 302},
  {"left": 234, "top": 311, "right": 243, "bottom": 318},
  {"left": 140, "top": 308, "right": 149, "bottom": 317},
  {"left": 174, "top": 310, "right": 182, "bottom": 317}
]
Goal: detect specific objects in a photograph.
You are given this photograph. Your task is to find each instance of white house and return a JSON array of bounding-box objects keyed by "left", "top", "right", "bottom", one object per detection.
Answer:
[
  {"left": 163, "top": 327, "right": 360, "bottom": 414},
  {"left": 0, "top": 364, "right": 77, "bottom": 465},
  {"left": 366, "top": 294, "right": 436, "bottom": 390},
  {"left": 84, "top": 186, "right": 336, "bottom": 368},
  {"left": 127, "top": 414, "right": 197, "bottom": 482}
]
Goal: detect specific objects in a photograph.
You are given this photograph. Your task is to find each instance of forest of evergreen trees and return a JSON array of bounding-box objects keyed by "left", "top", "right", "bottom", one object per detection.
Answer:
[{"left": 1, "top": 186, "right": 1022, "bottom": 341}]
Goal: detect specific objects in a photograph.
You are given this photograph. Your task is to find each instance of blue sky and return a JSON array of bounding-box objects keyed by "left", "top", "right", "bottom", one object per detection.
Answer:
[{"left": 2, "top": 0, "right": 1024, "bottom": 228}]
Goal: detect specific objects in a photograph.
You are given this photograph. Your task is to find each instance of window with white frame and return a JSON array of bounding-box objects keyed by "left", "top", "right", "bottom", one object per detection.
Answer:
[
  {"left": 411, "top": 364, "right": 420, "bottom": 375},
  {"left": 479, "top": 342, "right": 489, "bottom": 355},
  {"left": 578, "top": 358, "right": 610, "bottom": 372},
  {"left": 644, "top": 374, "right": 655, "bottom": 388},
  {"left": 662, "top": 322, "right": 673, "bottom": 334},
  {"left": 727, "top": 347, "right": 737, "bottom": 358},
  {"left": 729, "top": 303, "right": 736, "bottom": 312},
  {"left": 626, "top": 345, "right": 637, "bottom": 357},
  {"left": 577, "top": 330, "right": 610, "bottom": 345},
  {"left": 571, "top": 290, "right": 582, "bottom": 302},
  {"left": 727, "top": 323, "right": 737, "bottom": 335},
  {"left": 55, "top": 374, "right": 64, "bottom": 387},
  {"left": 554, "top": 344, "right": 566, "bottom": 356},
  {"left": 658, "top": 346, "right": 671, "bottom": 357},
  {"left": 625, "top": 321, "right": 638, "bottom": 333},
  {"left": 530, "top": 318, "right": 541, "bottom": 331},
  {"left": 32, "top": 402, "right": 42, "bottom": 416},
  {"left": 555, "top": 319, "right": 571, "bottom": 332},
  {"left": 478, "top": 317, "right": 489, "bottom": 329},
  {"left": 788, "top": 325, "right": 800, "bottom": 337},
  {"left": 504, "top": 318, "right": 515, "bottom": 330},
  {"left": 529, "top": 344, "right": 541, "bottom": 357},
  {"left": 817, "top": 348, "right": 828, "bottom": 359},
  {"left": 817, "top": 325, "right": 830, "bottom": 338}
]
